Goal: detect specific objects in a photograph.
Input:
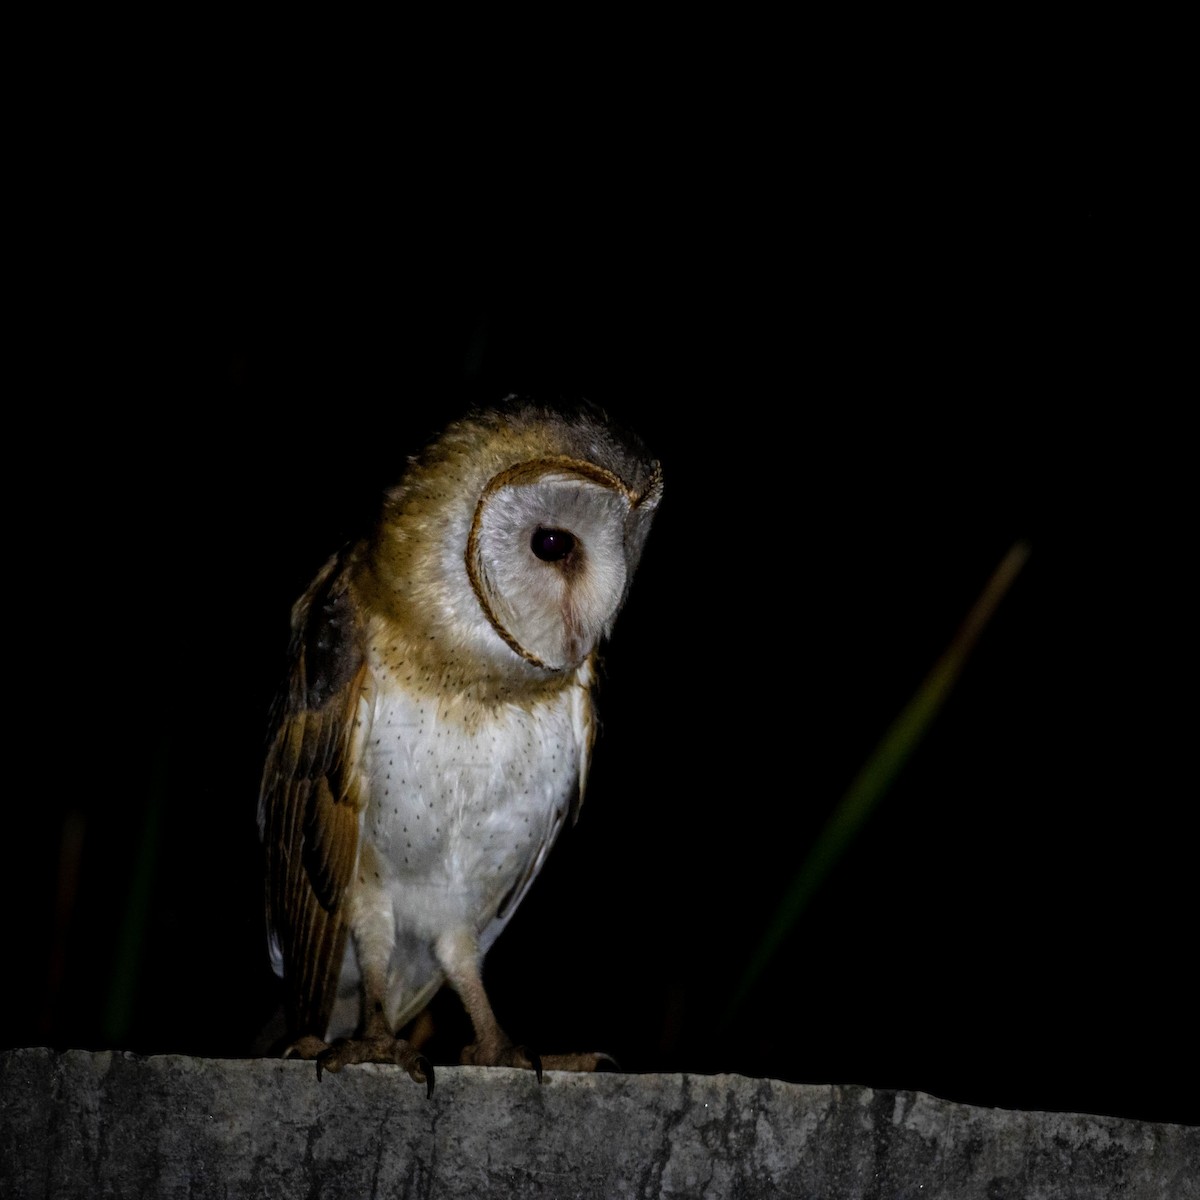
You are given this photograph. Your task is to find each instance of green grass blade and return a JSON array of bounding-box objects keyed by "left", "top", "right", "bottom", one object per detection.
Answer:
[{"left": 722, "top": 539, "right": 1031, "bottom": 1024}]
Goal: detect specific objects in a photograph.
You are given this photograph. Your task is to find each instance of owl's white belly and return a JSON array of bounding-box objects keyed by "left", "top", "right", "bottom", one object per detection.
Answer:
[{"left": 331, "top": 677, "right": 585, "bottom": 1033}]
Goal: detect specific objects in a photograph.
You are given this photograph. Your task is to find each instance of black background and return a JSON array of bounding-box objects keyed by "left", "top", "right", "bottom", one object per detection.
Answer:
[{"left": 15, "top": 77, "right": 1193, "bottom": 1128}]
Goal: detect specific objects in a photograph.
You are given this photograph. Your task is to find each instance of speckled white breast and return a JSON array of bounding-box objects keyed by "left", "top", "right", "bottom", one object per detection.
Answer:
[{"left": 361, "top": 680, "right": 582, "bottom": 935}]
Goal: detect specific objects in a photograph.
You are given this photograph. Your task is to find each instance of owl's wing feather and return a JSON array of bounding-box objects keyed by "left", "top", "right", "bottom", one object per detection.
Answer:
[{"left": 258, "top": 549, "right": 371, "bottom": 1039}]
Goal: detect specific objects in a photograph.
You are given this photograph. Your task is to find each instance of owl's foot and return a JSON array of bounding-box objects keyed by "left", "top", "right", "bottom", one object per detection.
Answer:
[
  {"left": 538, "top": 1051, "right": 620, "bottom": 1073},
  {"left": 281, "top": 1034, "right": 329, "bottom": 1060},
  {"left": 440, "top": 929, "right": 619, "bottom": 1081},
  {"left": 460, "top": 1039, "right": 543, "bottom": 1081},
  {"left": 284, "top": 1034, "right": 434, "bottom": 1096},
  {"left": 460, "top": 1041, "right": 619, "bottom": 1079}
]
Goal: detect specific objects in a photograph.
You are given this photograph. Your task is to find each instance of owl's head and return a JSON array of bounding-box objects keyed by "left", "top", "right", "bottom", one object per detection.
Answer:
[{"left": 377, "top": 399, "right": 662, "bottom": 675}]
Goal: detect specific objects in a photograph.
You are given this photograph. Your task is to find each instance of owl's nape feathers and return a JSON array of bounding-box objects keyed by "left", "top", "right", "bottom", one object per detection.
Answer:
[{"left": 257, "top": 399, "right": 662, "bottom": 1090}]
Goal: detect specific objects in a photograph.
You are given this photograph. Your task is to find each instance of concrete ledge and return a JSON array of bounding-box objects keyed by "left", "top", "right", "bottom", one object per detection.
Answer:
[{"left": 1, "top": 1048, "right": 1195, "bottom": 1198}]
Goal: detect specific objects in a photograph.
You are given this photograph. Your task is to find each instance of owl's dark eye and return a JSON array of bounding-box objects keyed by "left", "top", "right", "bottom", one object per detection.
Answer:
[{"left": 530, "top": 526, "right": 576, "bottom": 562}]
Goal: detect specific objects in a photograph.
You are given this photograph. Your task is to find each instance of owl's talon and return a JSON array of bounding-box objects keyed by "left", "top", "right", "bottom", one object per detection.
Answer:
[
  {"left": 521, "top": 1046, "right": 543, "bottom": 1084},
  {"left": 315, "top": 1040, "right": 346, "bottom": 1081},
  {"left": 410, "top": 1054, "right": 435, "bottom": 1098}
]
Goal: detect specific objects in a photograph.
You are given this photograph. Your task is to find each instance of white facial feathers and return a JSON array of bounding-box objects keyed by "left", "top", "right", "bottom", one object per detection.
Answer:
[{"left": 470, "top": 469, "right": 633, "bottom": 670}]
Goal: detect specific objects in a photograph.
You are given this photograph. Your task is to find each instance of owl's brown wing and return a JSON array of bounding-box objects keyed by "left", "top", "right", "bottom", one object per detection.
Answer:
[{"left": 257, "top": 548, "right": 374, "bottom": 1040}]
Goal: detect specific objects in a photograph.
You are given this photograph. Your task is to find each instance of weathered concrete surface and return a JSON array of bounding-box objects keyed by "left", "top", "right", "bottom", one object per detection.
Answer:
[{"left": 1, "top": 1048, "right": 1195, "bottom": 1199}]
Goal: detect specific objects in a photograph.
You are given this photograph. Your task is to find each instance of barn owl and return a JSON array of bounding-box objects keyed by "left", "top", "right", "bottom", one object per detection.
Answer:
[{"left": 257, "top": 398, "right": 662, "bottom": 1092}]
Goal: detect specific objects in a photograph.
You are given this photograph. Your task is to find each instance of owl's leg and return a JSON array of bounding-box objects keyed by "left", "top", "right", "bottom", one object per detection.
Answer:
[
  {"left": 435, "top": 927, "right": 541, "bottom": 1077},
  {"left": 436, "top": 929, "right": 616, "bottom": 1077},
  {"left": 310, "top": 887, "right": 434, "bottom": 1094}
]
